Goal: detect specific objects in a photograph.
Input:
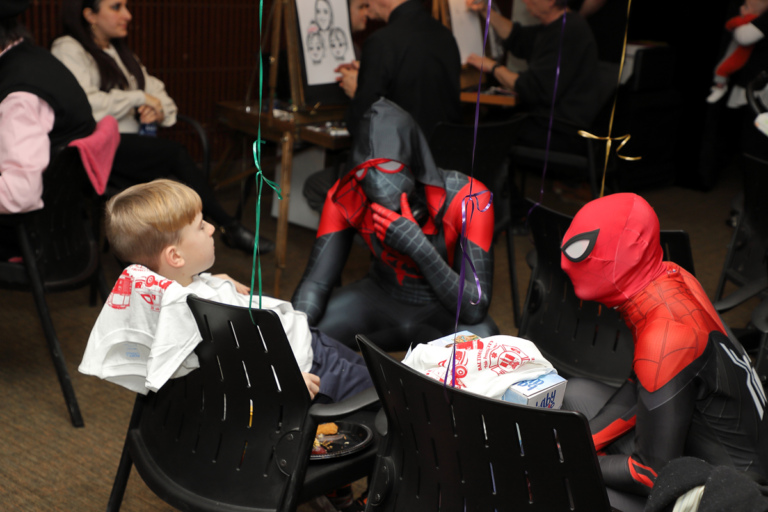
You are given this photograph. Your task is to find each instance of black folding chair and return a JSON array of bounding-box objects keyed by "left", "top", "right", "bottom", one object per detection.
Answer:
[
  {"left": 0, "top": 146, "right": 109, "bottom": 427},
  {"left": 356, "top": 334, "right": 616, "bottom": 511},
  {"left": 107, "top": 296, "right": 379, "bottom": 512}
]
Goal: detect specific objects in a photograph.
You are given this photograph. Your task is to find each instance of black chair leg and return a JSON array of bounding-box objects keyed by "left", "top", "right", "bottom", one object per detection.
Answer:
[
  {"left": 107, "top": 396, "right": 146, "bottom": 511},
  {"left": 19, "top": 228, "right": 84, "bottom": 427}
]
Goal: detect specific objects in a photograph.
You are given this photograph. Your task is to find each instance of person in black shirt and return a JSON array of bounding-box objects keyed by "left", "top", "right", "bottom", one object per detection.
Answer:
[
  {"left": 344, "top": 0, "right": 462, "bottom": 140},
  {"left": 304, "top": 0, "right": 462, "bottom": 212},
  {"left": 465, "top": 0, "right": 600, "bottom": 152}
]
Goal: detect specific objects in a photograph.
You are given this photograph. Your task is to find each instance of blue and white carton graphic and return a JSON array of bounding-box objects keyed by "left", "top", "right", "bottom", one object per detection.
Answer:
[
  {"left": 501, "top": 373, "right": 567, "bottom": 409},
  {"left": 426, "top": 330, "right": 481, "bottom": 348}
]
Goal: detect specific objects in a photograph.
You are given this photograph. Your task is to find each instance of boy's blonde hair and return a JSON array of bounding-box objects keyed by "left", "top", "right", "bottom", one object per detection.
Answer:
[{"left": 105, "top": 179, "right": 203, "bottom": 270}]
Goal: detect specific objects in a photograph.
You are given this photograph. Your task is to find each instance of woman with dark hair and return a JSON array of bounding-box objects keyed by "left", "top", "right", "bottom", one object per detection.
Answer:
[{"left": 51, "top": 0, "right": 272, "bottom": 254}]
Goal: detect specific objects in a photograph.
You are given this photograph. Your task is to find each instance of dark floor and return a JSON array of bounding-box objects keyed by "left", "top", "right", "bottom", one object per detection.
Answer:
[{"left": 0, "top": 156, "right": 755, "bottom": 511}]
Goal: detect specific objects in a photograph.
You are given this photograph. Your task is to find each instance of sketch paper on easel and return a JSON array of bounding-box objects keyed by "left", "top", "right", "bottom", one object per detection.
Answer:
[
  {"left": 448, "top": 0, "right": 484, "bottom": 64},
  {"left": 296, "top": 0, "right": 355, "bottom": 85}
]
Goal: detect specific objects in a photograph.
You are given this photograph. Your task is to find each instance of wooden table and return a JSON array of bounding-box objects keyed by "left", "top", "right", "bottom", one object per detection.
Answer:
[
  {"left": 214, "top": 100, "right": 350, "bottom": 297},
  {"left": 460, "top": 91, "right": 517, "bottom": 107}
]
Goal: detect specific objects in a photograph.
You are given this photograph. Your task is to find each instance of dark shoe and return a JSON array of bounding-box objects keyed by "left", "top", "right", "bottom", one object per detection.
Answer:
[{"left": 220, "top": 224, "right": 275, "bottom": 255}]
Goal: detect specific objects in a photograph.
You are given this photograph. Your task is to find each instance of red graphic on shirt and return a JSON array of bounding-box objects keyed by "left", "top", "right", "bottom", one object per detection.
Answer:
[
  {"left": 485, "top": 345, "right": 533, "bottom": 376},
  {"left": 107, "top": 272, "right": 134, "bottom": 310},
  {"left": 107, "top": 269, "right": 173, "bottom": 312},
  {"left": 427, "top": 340, "right": 486, "bottom": 388}
]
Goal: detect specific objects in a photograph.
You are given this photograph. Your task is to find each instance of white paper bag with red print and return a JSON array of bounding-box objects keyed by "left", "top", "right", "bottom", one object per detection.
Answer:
[{"left": 401, "top": 335, "right": 556, "bottom": 399}]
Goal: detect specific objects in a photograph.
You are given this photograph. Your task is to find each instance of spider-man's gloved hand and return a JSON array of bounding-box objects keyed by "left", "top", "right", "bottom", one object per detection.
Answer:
[{"left": 371, "top": 192, "right": 427, "bottom": 258}]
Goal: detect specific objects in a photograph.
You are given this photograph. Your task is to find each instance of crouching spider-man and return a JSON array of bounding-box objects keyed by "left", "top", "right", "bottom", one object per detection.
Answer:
[
  {"left": 291, "top": 99, "right": 498, "bottom": 349},
  {"left": 559, "top": 193, "right": 768, "bottom": 512}
]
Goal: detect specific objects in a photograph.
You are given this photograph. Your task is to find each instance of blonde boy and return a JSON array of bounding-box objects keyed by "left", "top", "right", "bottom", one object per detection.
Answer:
[{"left": 81, "top": 179, "right": 372, "bottom": 401}]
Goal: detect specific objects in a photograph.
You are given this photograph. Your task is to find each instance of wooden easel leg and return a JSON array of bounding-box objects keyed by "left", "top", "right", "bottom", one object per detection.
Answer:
[{"left": 274, "top": 130, "right": 293, "bottom": 298}]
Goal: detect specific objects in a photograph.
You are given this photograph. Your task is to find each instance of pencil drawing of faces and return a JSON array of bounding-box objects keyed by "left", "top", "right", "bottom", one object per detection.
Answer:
[
  {"left": 315, "top": 0, "right": 333, "bottom": 30},
  {"left": 307, "top": 29, "right": 325, "bottom": 64},
  {"left": 328, "top": 27, "right": 348, "bottom": 61}
]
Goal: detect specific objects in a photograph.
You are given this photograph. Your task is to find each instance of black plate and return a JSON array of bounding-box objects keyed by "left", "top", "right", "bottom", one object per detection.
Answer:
[{"left": 310, "top": 421, "right": 373, "bottom": 460}]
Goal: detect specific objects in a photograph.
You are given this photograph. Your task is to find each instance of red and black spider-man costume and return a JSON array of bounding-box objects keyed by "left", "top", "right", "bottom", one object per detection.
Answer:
[
  {"left": 560, "top": 193, "right": 768, "bottom": 507},
  {"left": 291, "top": 99, "right": 497, "bottom": 349}
]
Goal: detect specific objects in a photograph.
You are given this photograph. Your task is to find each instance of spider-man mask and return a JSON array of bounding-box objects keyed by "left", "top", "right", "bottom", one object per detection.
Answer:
[{"left": 560, "top": 193, "right": 666, "bottom": 308}]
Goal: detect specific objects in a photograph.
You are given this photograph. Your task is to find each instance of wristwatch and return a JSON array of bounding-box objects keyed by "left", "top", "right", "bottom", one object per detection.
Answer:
[{"left": 490, "top": 62, "right": 502, "bottom": 76}]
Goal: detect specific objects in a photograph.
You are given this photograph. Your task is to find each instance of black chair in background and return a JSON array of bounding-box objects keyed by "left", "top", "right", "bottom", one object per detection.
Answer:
[
  {"left": 712, "top": 72, "right": 768, "bottom": 315},
  {"left": 428, "top": 115, "right": 527, "bottom": 326},
  {"left": 510, "top": 61, "right": 620, "bottom": 200},
  {"left": 0, "top": 146, "right": 110, "bottom": 427},
  {"left": 177, "top": 114, "right": 212, "bottom": 180},
  {"left": 518, "top": 201, "right": 694, "bottom": 387},
  {"left": 712, "top": 75, "right": 768, "bottom": 371},
  {"left": 107, "top": 296, "right": 380, "bottom": 512},
  {"left": 356, "top": 334, "right": 616, "bottom": 511}
]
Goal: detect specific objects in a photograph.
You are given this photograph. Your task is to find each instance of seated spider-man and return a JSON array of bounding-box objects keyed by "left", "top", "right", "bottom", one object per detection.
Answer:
[
  {"left": 291, "top": 98, "right": 498, "bottom": 349},
  {"left": 560, "top": 193, "right": 768, "bottom": 511}
]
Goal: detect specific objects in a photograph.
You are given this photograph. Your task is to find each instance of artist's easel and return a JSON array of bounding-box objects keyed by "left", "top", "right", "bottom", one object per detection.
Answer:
[
  {"left": 267, "top": 0, "right": 348, "bottom": 121},
  {"left": 229, "top": 0, "right": 345, "bottom": 297}
]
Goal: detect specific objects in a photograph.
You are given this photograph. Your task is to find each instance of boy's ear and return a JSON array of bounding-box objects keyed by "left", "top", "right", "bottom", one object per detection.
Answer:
[{"left": 161, "top": 245, "right": 185, "bottom": 269}]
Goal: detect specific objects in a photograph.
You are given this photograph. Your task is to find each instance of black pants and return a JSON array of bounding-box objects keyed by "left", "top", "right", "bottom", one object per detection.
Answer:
[
  {"left": 111, "top": 134, "right": 236, "bottom": 227},
  {"left": 315, "top": 276, "right": 499, "bottom": 350},
  {"left": 562, "top": 377, "right": 648, "bottom": 512}
]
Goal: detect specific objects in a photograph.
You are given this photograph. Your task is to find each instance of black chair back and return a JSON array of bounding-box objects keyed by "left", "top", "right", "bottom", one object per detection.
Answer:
[
  {"left": 356, "top": 334, "right": 613, "bottom": 512},
  {"left": 133, "top": 298, "right": 316, "bottom": 511},
  {"left": 519, "top": 202, "right": 695, "bottom": 387},
  {"left": 108, "top": 296, "right": 378, "bottom": 512},
  {"left": 0, "top": 147, "right": 101, "bottom": 290},
  {"left": 510, "top": 61, "right": 620, "bottom": 199}
]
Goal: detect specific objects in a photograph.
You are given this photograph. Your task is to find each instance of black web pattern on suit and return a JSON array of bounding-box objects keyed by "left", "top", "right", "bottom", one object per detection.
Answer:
[{"left": 384, "top": 216, "right": 492, "bottom": 324}]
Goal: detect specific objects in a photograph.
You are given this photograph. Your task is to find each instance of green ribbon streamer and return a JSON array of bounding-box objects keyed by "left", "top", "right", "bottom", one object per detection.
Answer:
[{"left": 248, "top": 0, "right": 283, "bottom": 322}]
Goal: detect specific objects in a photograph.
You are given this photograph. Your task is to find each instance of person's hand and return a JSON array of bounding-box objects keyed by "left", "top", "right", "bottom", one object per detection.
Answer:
[
  {"left": 465, "top": 0, "right": 487, "bottom": 14},
  {"left": 213, "top": 273, "right": 251, "bottom": 294},
  {"left": 140, "top": 93, "right": 165, "bottom": 123},
  {"left": 336, "top": 67, "right": 358, "bottom": 98},
  {"left": 467, "top": 53, "right": 498, "bottom": 74},
  {"left": 371, "top": 192, "right": 426, "bottom": 256},
  {"left": 334, "top": 60, "right": 360, "bottom": 73},
  {"left": 303, "top": 372, "right": 321, "bottom": 399}
]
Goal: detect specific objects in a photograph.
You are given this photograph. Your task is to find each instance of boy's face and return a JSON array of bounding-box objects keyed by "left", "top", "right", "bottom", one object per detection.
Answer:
[{"left": 177, "top": 211, "right": 216, "bottom": 275}]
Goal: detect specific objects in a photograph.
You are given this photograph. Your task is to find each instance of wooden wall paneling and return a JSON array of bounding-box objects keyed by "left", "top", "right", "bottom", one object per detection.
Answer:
[{"left": 21, "top": 0, "right": 270, "bottom": 168}]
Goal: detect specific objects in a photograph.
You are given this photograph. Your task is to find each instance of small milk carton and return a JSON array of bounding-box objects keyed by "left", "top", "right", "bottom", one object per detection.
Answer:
[{"left": 501, "top": 373, "right": 567, "bottom": 409}]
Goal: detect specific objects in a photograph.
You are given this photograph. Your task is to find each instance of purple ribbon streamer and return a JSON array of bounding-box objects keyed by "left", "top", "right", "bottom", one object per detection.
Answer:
[
  {"left": 535, "top": 10, "right": 567, "bottom": 205},
  {"left": 445, "top": 0, "right": 495, "bottom": 392}
]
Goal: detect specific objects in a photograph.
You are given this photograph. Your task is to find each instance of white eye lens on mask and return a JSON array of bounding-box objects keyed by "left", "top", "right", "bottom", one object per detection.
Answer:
[{"left": 561, "top": 229, "right": 599, "bottom": 263}]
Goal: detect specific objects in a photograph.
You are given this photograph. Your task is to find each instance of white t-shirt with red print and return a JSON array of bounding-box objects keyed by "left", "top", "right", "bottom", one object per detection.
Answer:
[{"left": 80, "top": 265, "right": 313, "bottom": 394}]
